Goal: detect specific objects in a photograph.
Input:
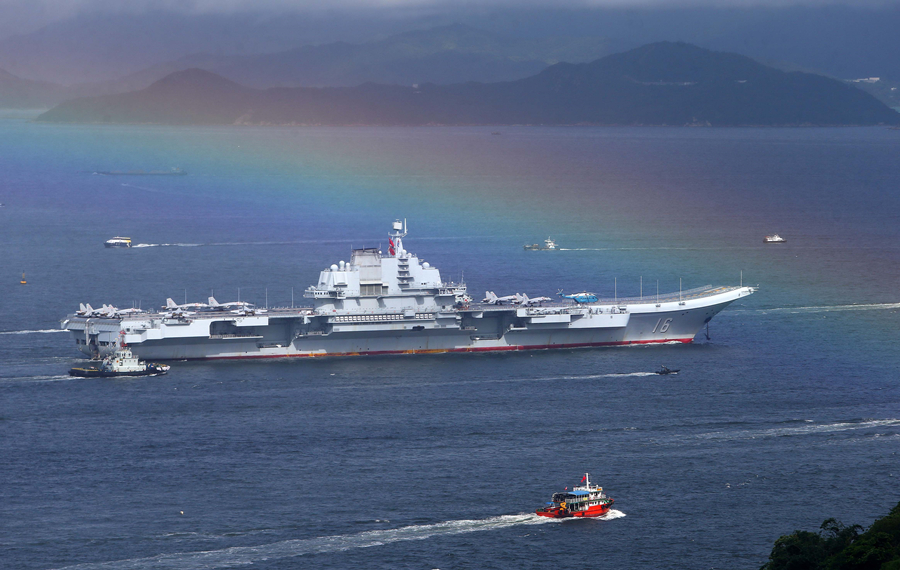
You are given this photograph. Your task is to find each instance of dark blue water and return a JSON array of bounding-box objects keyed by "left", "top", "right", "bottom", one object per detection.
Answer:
[{"left": 2, "top": 122, "right": 899, "bottom": 569}]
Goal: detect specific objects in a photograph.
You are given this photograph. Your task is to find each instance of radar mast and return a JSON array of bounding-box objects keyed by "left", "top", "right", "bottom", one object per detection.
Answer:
[{"left": 388, "top": 219, "right": 407, "bottom": 257}]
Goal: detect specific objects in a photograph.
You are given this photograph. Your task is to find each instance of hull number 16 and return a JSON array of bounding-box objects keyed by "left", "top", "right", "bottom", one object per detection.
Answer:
[{"left": 652, "top": 318, "right": 673, "bottom": 334}]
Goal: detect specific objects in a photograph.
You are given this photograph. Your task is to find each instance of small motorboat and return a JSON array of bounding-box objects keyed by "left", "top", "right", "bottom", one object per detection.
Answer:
[
  {"left": 656, "top": 365, "right": 679, "bottom": 375},
  {"left": 764, "top": 234, "right": 786, "bottom": 243},
  {"left": 535, "top": 473, "right": 614, "bottom": 519},
  {"left": 104, "top": 237, "right": 132, "bottom": 248}
]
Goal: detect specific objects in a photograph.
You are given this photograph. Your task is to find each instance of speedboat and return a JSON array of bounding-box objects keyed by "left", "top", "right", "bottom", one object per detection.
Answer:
[
  {"left": 535, "top": 473, "right": 614, "bottom": 518},
  {"left": 104, "top": 237, "right": 132, "bottom": 248},
  {"left": 656, "top": 365, "right": 679, "bottom": 375}
]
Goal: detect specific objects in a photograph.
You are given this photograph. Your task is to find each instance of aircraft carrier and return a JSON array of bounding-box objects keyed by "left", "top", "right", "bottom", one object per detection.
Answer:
[{"left": 61, "top": 220, "right": 757, "bottom": 361}]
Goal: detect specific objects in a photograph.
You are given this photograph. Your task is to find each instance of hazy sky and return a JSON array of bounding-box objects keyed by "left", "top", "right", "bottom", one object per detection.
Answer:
[
  {"left": 3, "top": 0, "right": 897, "bottom": 20},
  {"left": 0, "top": 0, "right": 896, "bottom": 39}
]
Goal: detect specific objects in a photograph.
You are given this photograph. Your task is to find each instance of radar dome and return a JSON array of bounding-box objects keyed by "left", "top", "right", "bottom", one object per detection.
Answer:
[
  {"left": 422, "top": 262, "right": 430, "bottom": 269},
  {"left": 331, "top": 264, "right": 338, "bottom": 271}
]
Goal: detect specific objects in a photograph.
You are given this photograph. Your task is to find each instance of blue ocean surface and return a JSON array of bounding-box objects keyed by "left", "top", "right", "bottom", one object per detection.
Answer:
[{"left": 1, "top": 121, "right": 899, "bottom": 569}]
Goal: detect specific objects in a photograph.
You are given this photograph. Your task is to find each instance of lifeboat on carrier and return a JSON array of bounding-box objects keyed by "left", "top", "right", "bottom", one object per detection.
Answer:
[{"left": 535, "top": 473, "right": 613, "bottom": 518}]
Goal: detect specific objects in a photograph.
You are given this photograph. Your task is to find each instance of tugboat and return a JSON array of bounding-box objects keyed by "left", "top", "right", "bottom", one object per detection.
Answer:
[
  {"left": 524, "top": 237, "right": 559, "bottom": 251},
  {"left": 69, "top": 336, "right": 169, "bottom": 378},
  {"left": 763, "top": 234, "right": 786, "bottom": 244},
  {"left": 104, "top": 237, "right": 132, "bottom": 248},
  {"left": 535, "top": 473, "right": 614, "bottom": 518}
]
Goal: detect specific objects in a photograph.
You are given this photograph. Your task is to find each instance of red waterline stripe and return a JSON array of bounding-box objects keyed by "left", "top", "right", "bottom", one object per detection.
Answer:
[{"left": 172, "top": 337, "right": 694, "bottom": 361}]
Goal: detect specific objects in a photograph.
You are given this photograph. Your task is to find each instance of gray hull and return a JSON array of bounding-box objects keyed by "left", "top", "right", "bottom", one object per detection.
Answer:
[
  {"left": 62, "top": 220, "right": 756, "bottom": 362},
  {"left": 63, "top": 288, "right": 749, "bottom": 361}
]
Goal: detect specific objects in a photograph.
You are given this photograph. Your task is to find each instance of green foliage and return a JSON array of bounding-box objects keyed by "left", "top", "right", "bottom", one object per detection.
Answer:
[
  {"left": 821, "top": 519, "right": 864, "bottom": 558},
  {"left": 830, "top": 533, "right": 897, "bottom": 570},
  {"left": 762, "top": 503, "right": 900, "bottom": 570},
  {"left": 761, "top": 530, "right": 827, "bottom": 570}
]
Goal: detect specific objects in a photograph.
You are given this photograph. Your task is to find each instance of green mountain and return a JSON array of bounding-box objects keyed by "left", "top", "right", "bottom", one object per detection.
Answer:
[
  {"left": 2, "top": 24, "right": 610, "bottom": 110},
  {"left": 88, "top": 24, "right": 612, "bottom": 91},
  {"left": 38, "top": 42, "right": 900, "bottom": 127}
]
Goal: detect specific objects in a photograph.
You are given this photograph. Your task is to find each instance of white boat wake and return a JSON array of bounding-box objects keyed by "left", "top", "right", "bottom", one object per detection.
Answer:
[
  {"left": 558, "top": 247, "right": 750, "bottom": 251},
  {"left": 132, "top": 243, "right": 201, "bottom": 248},
  {"left": 560, "top": 372, "right": 658, "bottom": 379},
  {"left": 696, "top": 419, "right": 900, "bottom": 442},
  {"left": 52, "top": 511, "right": 623, "bottom": 570},
  {"left": 0, "top": 374, "right": 74, "bottom": 383},
  {"left": 0, "top": 329, "right": 66, "bottom": 335},
  {"left": 725, "top": 302, "right": 900, "bottom": 316}
]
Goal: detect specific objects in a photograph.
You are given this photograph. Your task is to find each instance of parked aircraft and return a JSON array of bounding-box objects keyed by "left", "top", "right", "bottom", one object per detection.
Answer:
[
  {"left": 483, "top": 291, "right": 519, "bottom": 305},
  {"left": 77, "top": 303, "right": 147, "bottom": 317},
  {"left": 207, "top": 296, "right": 254, "bottom": 310},
  {"left": 558, "top": 290, "right": 599, "bottom": 303},
  {"left": 77, "top": 303, "right": 120, "bottom": 317},
  {"left": 165, "top": 298, "right": 209, "bottom": 311},
  {"left": 516, "top": 294, "right": 553, "bottom": 306},
  {"left": 161, "top": 307, "right": 195, "bottom": 318},
  {"left": 114, "top": 308, "right": 145, "bottom": 316},
  {"left": 231, "top": 306, "right": 267, "bottom": 316},
  {"left": 76, "top": 303, "right": 95, "bottom": 316}
]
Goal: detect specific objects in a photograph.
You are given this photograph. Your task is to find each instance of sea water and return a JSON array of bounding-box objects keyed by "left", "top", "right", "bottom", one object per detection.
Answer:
[{"left": 1, "top": 121, "right": 899, "bottom": 569}]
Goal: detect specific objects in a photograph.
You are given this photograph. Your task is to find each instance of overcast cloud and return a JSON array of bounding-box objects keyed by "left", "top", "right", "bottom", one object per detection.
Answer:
[
  {"left": 3, "top": 0, "right": 898, "bottom": 18},
  {"left": 0, "top": 0, "right": 897, "bottom": 41}
]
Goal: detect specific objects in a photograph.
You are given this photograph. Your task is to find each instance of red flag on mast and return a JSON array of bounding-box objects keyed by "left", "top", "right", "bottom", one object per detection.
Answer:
[{"left": 581, "top": 475, "right": 587, "bottom": 482}]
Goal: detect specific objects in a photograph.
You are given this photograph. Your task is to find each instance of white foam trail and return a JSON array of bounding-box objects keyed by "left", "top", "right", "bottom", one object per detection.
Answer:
[
  {"left": 0, "top": 374, "right": 74, "bottom": 383},
  {"left": 0, "top": 329, "right": 66, "bottom": 335},
  {"left": 726, "top": 303, "right": 900, "bottom": 316},
  {"left": 698, "top": 419, "right": 900, "bottom": 441},
  {"left": 135, "top": 242, "right": 207, "bottom": 248},
  {"left": 559, "top": 247, "right": 747, "bottom": 251},
  {"left": 133, "top": 242, "right": 316, "bottom": 248},
  {"left": 52, "top": 513, "right": 567, "bottom": 570},
  {"left": 119, "top": 183, "right": 165, "bottom": 193},
  {"left": 334, "top": 371, "right": 662, "bottom": 391},
  {"left": 561, "top": 372, "right": 658, "bottom": 380},
  {"left": 131, "top": 237, "right": 492, "bottom": 249}
]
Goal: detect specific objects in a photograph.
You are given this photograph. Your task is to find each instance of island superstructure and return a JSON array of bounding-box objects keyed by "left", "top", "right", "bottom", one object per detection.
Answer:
[{"left": 61, "top": 220, "right": 756, "bottom": 361}]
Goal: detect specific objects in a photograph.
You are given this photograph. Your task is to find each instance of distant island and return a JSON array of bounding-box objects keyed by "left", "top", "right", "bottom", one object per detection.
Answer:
[
  {"left": 0, "top": 24, "right": 613, "bottom": 110},
  {"left": 37, "top": 42, "right": 900, "bottom": 127}
]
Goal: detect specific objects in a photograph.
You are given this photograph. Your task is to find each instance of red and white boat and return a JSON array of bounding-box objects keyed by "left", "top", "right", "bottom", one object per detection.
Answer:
[{"left": 535, "top": 473, "right": 614, "bottom": 518}]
